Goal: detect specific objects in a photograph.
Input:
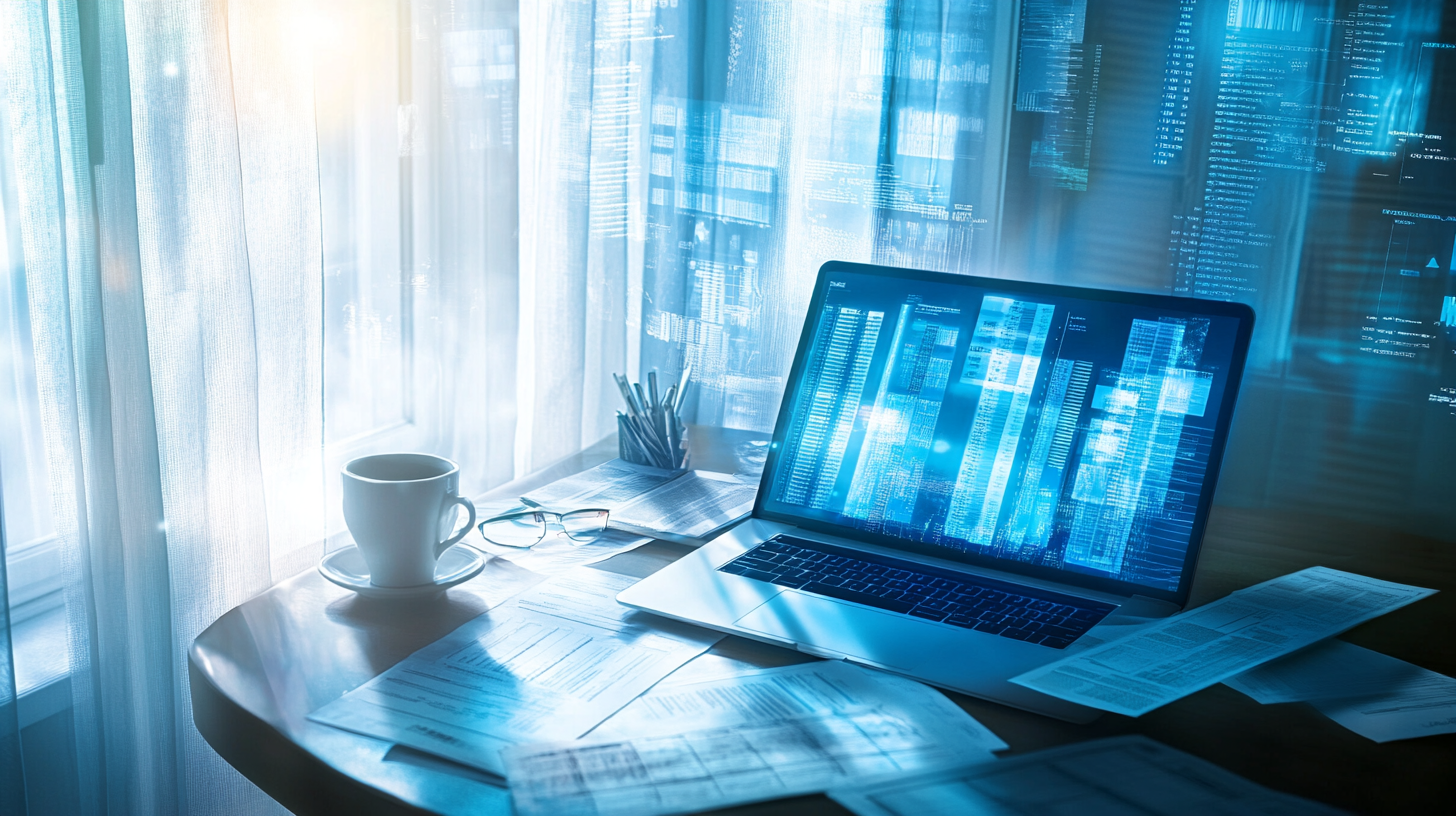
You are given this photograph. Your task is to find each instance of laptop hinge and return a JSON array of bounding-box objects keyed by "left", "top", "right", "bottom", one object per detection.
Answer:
[{"left": 1124, "top": 594, "right": 1182, "bottom": 618}]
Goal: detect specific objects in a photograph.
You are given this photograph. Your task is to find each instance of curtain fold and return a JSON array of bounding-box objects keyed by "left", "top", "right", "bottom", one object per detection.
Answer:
[
  {"left": 517, "top": 0, "right": 601, "bottom": 470},
  {"left": 419, "top": 1, "right": 522, "bottom": 497},
  {"left": 2, "top": 0, "right": 316, "bottom": 812},
  {"left": 3, "top": 1, "right": 176, "bottom": 812},
  {"left": 224, "top": 0, "right": 326, "bottom": 584}
]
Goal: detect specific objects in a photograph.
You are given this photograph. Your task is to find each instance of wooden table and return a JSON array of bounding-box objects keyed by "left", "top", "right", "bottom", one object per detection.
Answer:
[{"left": 190, "top": 429, "right": 1455, "bottom": 815}]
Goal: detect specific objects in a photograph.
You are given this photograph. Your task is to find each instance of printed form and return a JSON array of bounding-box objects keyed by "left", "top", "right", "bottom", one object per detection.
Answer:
[
  {"left": 523, "top": 460, "right": 678, "bottom": 508},
  {"left": 505, "top": 707, "right": 1001, "bottom": 816},
  {"left": 307, "top": 568, "right": 720, "bottom": 774},
  {"left": 610, "top": 471, "right": 757, "bottom": 539},
  {"left": 1009, "top": 567, "right": 1435, "bottom": 716},
  {"left": 478, "top": 528, "right": 652, "bottom": 575},
  {"left": 592, "top": 659, "right": 1007, "bottom": 755},
  {"left": 522, "top": 461, "right": 756, "bottom": 541},
  {"left": 829, "top": 735, "right": 1347, "bottom": 816},
  {"left": 1225, "top": 639, "right": 1456, "bottom": 743}
]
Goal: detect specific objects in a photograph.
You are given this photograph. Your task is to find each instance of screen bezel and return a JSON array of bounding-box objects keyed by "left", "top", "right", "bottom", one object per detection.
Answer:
[{"left": 752, "top": 260, "right": 1256, "bottom": 608}]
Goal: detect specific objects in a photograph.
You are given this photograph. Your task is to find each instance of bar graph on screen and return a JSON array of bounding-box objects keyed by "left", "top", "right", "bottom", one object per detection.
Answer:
[{"left": 767, "top": 269, "right": 1245, "bottom": 594}]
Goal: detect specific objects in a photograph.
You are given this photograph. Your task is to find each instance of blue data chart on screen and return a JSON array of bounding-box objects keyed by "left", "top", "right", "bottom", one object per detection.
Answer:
[{"left": 770, "top": 272, "right": 1242, "bottom": 594}]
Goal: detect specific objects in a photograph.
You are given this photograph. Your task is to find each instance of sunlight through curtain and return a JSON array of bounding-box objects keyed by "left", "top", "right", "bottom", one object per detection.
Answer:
[
  {"left": 1, "top": 1, "right": 523, "bottom": 811},
  {"left": 1, "top": 0, "right": 318, "bottom": 812},
  {"left": 1, "top": 0, "right": 1453, "bottom": 813}
]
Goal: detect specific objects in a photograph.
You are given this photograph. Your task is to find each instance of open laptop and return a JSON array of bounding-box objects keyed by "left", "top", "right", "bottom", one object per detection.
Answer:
[{"left": 619, "top": 261, "right": 1254, "bottom": 722}]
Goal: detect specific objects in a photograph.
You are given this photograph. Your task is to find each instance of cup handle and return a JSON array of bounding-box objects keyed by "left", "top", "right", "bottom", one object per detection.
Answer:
[{"left": 436, "top": 495, "right": 477, "bottom": 559}]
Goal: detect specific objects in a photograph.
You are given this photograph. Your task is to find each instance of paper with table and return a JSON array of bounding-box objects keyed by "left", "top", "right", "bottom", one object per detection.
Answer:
[
  {"left": 524, "top": 460, "right": 679, "bottom": 507},
  {"left": 1009, "top": 567, "right": 1435, "bottom": 716},
  {"left": 506, "top": 709, "right": 1002, "bottom": 816},
  {"left": 591, "top": 659, "right": 1008, "bottom": 754},
  {"left": 523, "top": 459, "right": 757, "bottom": 541},
  {"left": 476, "top": 527, "right": 653, "bottom": 575},
  {"left": 1225, "top": 639, "right": 1456, "bottom": 742},
  {"left": 307, "top": 568, "right": 721, "bottom": 774},
  {"left": 829, "top": 735, "right": 1348, "bottom": 816},
  {"left": 504, "top": 660, "right": 1007, "bottom": 816}
]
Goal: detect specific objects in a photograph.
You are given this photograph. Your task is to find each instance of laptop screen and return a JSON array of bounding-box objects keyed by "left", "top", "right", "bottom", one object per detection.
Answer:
[{"left": 757, "top": 263, "right": 1253, "bottom": 602}]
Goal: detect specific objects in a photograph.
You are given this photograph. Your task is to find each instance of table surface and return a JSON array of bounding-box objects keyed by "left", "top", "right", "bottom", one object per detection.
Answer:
[{"left": 190, "top": 427, "right": 1455, "bottom": 816}]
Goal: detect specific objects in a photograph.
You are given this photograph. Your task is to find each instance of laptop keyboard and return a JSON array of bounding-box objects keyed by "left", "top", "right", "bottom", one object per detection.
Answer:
[{"left": 719, "top": 535, "right": 1116, "bottom": 649}]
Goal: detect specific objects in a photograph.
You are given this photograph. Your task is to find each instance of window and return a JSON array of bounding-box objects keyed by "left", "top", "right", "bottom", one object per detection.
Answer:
[
  {"left": 0, "top": 53, "right": 66, "bottom": 695},
  {"left": 314, "top": 0, "right": 427, "bottom": 541},
  {"left": 315, "top": 0, "right": 521, "bottom": 539}
]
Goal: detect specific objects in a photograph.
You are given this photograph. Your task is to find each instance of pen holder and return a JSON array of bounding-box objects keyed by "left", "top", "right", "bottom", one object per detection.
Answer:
[
  {"left": 615, "top": 369, "right": 691, "bottom": 471},
  {"left": 618, "top": 415, "right": 689, "bottom": 470}
]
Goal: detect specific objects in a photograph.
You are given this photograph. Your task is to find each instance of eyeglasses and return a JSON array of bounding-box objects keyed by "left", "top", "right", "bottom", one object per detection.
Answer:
[{"left": 477, "top": 506, "right": 610, "bottom": 548}]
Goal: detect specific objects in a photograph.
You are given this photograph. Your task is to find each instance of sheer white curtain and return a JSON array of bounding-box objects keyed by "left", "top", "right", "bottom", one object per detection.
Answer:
[
  {"left": 517, "top": 0, "right": 627, "bottom": 470},
  {"left": 1, "top": 0, "right": 319, "bottom": 812},
  {"left": 3, "top": 0, "right": 530, "bottom": 811}
]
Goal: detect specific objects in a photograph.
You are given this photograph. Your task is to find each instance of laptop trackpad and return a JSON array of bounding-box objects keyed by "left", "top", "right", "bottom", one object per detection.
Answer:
[{"left": 735, "top": 591, "right": 967, "bottom": 671}]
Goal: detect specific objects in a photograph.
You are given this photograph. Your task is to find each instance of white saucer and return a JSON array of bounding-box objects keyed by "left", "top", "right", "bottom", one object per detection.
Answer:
[{"left": 319, "top": 545, "right": 486, "bottom": 599}]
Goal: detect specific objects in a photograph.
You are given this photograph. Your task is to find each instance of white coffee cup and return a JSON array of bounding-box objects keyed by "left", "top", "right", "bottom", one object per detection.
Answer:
[{"left": 341, "top": 453, "right": 477, "bottom": 587}]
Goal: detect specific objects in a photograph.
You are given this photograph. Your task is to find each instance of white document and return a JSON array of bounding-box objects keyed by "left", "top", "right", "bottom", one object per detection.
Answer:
[
  {"left": 307, "top": 568, "right": 721, "bottom": 774},
  {"left": 592, "top": 660, "right": 1008, "bottom": 755},
  {"left": 522, "top": 460, "right": 679, "bottom": 508},
  {"left": 612, "top": 470, "right": 757, "bottom": 540},
  {"left": 1063, "top": 616, "right": 1159, "bottom": 654},
  {"left": 1225, "top": 639, "right": 1456, "bottom": 742},
  {"left": 648, "top": 652, "right": 771, "bottom": 689},
  {"left": 829, "top": 735, "right": 1347, "bottom": 816},
  {"left": 505, "top": 707, "right": 1002, "bottom": 816},
  {"left": 1313, "top": 677, "right": 1456, "bottom": 743},
  {"left": 1224, "top": 639, "right": 1435, "bottom": 704},
  {"left": 477, "top": 526, "right": 654, "bottom": 576},
  {"left": 1009, "top": 567, "right": 1436, "bottom": 716},
  {"left": 522, "top": 460, "right": 756, "bottom": 541}
]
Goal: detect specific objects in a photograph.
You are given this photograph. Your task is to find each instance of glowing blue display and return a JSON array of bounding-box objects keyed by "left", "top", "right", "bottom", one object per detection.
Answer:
[
  {"left": 607, "top": 0, "right": 1454, "bottom": 540},
  {"left": 769, "top": 271, "right": 1243, "bottom": 593}
]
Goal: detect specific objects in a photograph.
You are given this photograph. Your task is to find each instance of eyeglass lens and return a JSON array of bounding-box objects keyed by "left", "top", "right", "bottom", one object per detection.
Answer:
[
  {"left": 478, "top": 512, "right": 546, "bottom": 548},
  {"left": 560, "top": 509, "right": 609, "bottom": 540},
  {"left": 478, "top": 509, "right": 609, "bottom": 547}
]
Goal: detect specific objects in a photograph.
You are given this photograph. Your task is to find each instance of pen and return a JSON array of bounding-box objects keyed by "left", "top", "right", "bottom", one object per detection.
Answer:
[
  {"left": 674, "top": 364, "right": 691, "bottom": 413},
  {"left": 614, "top": 375, "right": 639, "bottom": 418}
]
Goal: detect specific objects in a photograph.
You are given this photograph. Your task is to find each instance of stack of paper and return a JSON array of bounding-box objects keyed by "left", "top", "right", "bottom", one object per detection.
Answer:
[
  {"left": 523, "top": 459, "right": 757, "bottom": 541},
  {"left": 1225, "top": 639, "right": 1456, "bottom": 743},
  {"left": 307, "top": 568, "right": 722, "bottom": 774},
  {"left": 1009, "top": 566, "right": 1435, "bottom": 716},
  {"left": 524, "top": 460, "right": 678, "bottom": 508}
]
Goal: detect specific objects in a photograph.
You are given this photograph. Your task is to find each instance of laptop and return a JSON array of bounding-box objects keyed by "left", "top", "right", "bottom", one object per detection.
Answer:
[{"left": 619, "top": 261, "right": 1254, "bottom": 722}]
